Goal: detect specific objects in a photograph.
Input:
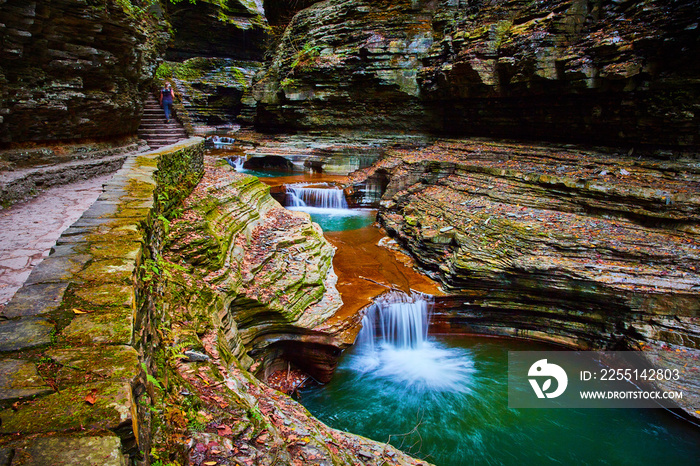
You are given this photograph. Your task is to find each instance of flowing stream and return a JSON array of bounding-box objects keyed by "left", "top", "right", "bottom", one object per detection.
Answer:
[{"left": 351, "top": 292, "right": 477, "bottom": 393}]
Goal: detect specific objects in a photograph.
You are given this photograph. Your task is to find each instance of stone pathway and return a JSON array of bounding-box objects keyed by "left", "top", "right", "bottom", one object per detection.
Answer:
[
  {"left": 0, "top": 139, "right": 203, "bottom": 463},
  {"left": 0, "top": 174, "right": 113, "bottom": 309}
]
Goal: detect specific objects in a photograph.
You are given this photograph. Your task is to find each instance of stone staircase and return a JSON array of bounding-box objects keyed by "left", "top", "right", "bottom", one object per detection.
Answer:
[{"left": 138, "top": 94, "right": 188, "bottom": 149}]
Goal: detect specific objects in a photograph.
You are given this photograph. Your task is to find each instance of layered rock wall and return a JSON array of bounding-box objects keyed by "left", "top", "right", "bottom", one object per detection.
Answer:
[
  {"left": 0, "top": 138, "right": 142, "bottom": 207},
  {"left": 162, "top": 156, "right": 345, "bottom": 381},
  {"left": 160, "top": 58, "right": 264, "bottom": 127},
  {"left": 159, "top": 0, "right": 271, "bottom": 128},
  {"left": 0, "top": 0, "right": 168, "bottom": 145},
  {"left": 163, "top": 0, "right": 269, "bottom": 61},
  {"left": 253, "top": 0, "right": 700, "bottom": 147}
]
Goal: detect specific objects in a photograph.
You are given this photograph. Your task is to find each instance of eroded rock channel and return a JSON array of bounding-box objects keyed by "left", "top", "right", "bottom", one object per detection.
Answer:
[{"left": 158, "top": 133, "right": 700, "bottom": 465}]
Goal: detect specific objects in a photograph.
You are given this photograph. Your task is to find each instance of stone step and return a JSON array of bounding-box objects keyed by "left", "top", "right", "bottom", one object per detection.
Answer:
[
  {"left": 0, "top": 346, "right": 139, "bottom": 434},
  {"left": 139, "top": 123, "right": 183, "bottom": 129},
  {"left": 142, "top": 138, "right": 186, "bottom": 147},
  {"left": 143, "top": 135, "right": 185, "bottom": 141},
  {"left": 140, "top": 132, "right": 185, "bottom": 138},
  {"left": 147, "top": 142, "right": 183, "bottom": 149},
  {"left": 138, "top": 127, "right": 187, "bottom": 134},
  {"left": 138, "top": 94, "right": 188, "bottom": 149},
  {"left": 139, "top": 120, "right": 180, "bottom": 127},
  {"left": 138, "top": 128, "right": 187, "bottom": 135},
  {"left": 140, "top": 114, "right": 173, "bottom": 120},
  {"left": 139, "top": 139, "right": 187, "bottom": 146},
  {"left": 7, "top": 436, "right": 126, "bottom": 466},
  {"left": 140, "top": 121, "right": 172, "bottom": 126}
]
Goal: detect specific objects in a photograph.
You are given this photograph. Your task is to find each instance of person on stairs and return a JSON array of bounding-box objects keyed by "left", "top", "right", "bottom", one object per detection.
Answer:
[{"left": 159, "top": 82, "right": 175, "bottom": 123}]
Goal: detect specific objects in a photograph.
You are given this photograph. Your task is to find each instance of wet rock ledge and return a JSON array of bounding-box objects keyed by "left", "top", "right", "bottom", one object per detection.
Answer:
[{"left": 350, "top": 139, "right": 700, "bottom": 418}]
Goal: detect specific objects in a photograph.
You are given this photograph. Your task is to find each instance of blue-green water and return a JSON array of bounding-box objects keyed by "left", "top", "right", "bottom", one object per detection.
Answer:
[
  {"left": 299, "top": 335, "right": 700, "bottom": 465},
  {"left": 238, "top": 168, "right": 294, "bottom": 178},
  {"left": 287, "top": 207, "right": 376, "bottom": 232}
]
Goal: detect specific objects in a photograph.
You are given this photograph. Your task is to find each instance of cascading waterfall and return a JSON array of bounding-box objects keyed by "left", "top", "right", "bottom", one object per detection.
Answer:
[
  {"left": 227, "top": 156, "right": 246, "bottom": 172},
  {"left": 349, "top": 291, "right": 476, "bottom": 392},
  {"left": 286, "top": 183, "right": 349, "bottom": 209},
  {"left": 285, "top": 183, "right": 375, "bottom": 232},
  {"left": 355, "top": 291, "right": 430, "bottom": 352}
]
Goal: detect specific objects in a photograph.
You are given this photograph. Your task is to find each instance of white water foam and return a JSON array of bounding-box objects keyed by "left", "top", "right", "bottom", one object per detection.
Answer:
[{"left": 349, "top": 291, "right": 477, "bottom": 393}]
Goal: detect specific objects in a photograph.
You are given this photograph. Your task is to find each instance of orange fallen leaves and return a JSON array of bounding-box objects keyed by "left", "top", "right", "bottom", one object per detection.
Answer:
[{"left": 84, "top": 388, "right": 98, "bottom": 405}]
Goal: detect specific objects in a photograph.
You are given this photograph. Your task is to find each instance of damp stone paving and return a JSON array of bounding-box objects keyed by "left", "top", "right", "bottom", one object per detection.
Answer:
[{"left": 0, "top": 174, "right": 114, "bottom": 309}]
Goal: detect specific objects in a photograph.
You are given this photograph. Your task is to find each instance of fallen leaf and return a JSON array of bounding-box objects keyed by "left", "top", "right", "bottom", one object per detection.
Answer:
[
  {"left": 203, "top": 462, "right": 217, "bottom": 466},
  {"left": 216, "top": 424, "right": 233, "bottom": 436},
  {"left": 72, "top": 308, "right": 90, "bottom": 314},
  {"left": 85, "top": 389, "right": 98, "bottom": 405}
]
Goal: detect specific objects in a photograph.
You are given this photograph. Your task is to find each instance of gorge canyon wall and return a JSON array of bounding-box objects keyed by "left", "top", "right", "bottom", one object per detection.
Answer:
[
  {"left": 0, "top": 0, "right": 168, "bottom": 145},
  {"left": 0, "top": 0, "right": 699, "bottom": 462},
  {"left": 252, "top": 0, "right": 700, "bottom": 148}
]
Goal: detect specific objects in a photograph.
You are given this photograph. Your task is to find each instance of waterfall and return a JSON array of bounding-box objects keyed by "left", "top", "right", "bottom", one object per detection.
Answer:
[
  {"left": 286, "top": 184, "right": 349, "bottom": 209},
  {"left": 227, "top": 156, "right": 246, "bottom": 172},
  {"left": 349, "top": 291, "right": 476, "bottom": 393},
  {"left": 285, "top": 182, "right": 375, "bottom": 232},
  {"left": 356, "top": 291, "right": 430, "bottom": 352}
]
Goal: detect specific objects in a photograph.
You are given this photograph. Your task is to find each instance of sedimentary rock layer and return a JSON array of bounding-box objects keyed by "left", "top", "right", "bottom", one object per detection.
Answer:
[
  {"left": 254, "top": 0, "right": 700, "bottom": 147},
  {"left": 163, "top": 156, "right": 346, "bottom": 381},
  {"left": 0, "top": 0, "right": 168, "bottom": 144},
  {"left": 162, "top": 58, "right": 264, "bottom": 127},
  {"left": 163, "top": 0, "right": 269, "bottom": 61}
]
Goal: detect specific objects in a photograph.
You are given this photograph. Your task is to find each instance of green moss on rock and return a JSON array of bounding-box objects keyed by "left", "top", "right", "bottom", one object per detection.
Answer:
[{"left": 0, "top": 381, "right": 132, "bottom": 434}]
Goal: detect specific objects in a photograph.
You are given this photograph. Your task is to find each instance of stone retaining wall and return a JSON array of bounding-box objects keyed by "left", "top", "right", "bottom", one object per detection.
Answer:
[{"left": 0, "top": 138, "right": 204, "bottom": 465}]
